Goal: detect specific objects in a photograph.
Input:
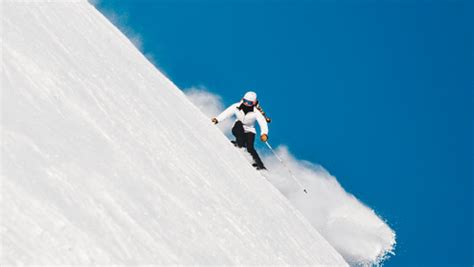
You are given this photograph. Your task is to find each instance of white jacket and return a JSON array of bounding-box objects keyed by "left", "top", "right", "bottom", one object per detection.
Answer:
[{"left": 216, "top": 102, "right": 269, "bottom": 136}]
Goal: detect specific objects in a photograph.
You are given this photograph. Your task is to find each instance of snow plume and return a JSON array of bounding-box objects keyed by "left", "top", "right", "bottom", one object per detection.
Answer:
[
  {"left": 185, "top": 88, "right": 396, "bottom": 266},
  {"left": 262, "top": 147, "right": 396, "bottom": 265},
  {"left": 184, "top": 87, "right": 234, "bottom": 136}
]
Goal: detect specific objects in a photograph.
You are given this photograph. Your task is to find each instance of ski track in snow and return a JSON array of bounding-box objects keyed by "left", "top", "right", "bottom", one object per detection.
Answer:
[
  {"left": 2, "top": 1, "right": 349, "bottom": 265},
  {"left": 185, "top": 90, "right": 396, "bottom": 265}
]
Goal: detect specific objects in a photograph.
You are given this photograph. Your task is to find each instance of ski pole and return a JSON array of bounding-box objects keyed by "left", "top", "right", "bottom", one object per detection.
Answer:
[{"left": 264, "top": 142, "right": 308, "bottom": 194}]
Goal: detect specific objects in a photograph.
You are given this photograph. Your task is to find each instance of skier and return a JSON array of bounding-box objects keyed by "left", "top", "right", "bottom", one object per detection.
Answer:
[{"left": 211, "top": 91, "right": 269, "bottom": 170}]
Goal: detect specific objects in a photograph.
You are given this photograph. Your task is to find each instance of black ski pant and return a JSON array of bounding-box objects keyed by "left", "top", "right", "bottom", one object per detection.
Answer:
[{"left": 232, "top": 121, "right": 265, "bottom": 168}]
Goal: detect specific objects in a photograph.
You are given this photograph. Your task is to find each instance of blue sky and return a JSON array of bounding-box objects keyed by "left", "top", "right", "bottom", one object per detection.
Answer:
[{"left": 95, "top": 0, "right": 472, "bottom": 265}]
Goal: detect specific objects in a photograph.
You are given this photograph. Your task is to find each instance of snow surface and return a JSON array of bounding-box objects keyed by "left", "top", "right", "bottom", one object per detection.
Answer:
[
  {"left": 1, "top": 1, "right": 349, "bottom": 265},
  {"left": 185, "top": 90, "right": 396, "bottom": 265}
]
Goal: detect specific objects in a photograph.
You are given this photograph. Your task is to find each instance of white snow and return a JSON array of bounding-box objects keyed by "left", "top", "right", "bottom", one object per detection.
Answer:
[
  {"left": 185, "top": 89, "right": 396, "bottom": 265},
  {"left": 262, "top": 148, "right": 396, "bottom": 265},
  {"left": 1, "top": 1, "right": 349, "bottom": 265}
]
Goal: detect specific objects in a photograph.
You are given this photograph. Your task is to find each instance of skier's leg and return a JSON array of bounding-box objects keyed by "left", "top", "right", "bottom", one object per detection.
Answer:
[
  {"left": 231, "top": 121, "right": 245, "bottom": 148},
  {"left": 245, "top": 132, "right": 265, "bottom": 169}
]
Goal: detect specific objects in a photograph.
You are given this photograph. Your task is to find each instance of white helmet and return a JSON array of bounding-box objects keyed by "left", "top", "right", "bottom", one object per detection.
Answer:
[{"left": 243, "top": 91, "right": 257, "bottom": 103}]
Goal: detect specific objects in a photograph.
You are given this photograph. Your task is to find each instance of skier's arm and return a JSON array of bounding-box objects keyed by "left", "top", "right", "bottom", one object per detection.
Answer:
[
  {"left": 256, "top": 111, "right": 269, "bottom": 137},
  {"left": 214, "top": 103, "right": 238, "bottom": 123}
]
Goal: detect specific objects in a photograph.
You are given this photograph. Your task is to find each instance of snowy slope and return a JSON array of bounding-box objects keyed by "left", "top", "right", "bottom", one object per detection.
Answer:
[{"left": 1, "top": 1, "right": 348, "bottom": 265}]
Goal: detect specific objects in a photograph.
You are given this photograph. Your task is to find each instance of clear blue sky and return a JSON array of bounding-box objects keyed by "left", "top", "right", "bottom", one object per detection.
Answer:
[{"left": 95, "top": 0, "right": 472, "bottom": 265}]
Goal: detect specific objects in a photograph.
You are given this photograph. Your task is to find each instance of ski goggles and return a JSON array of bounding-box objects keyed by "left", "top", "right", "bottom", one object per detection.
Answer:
[{"left": 242, "top": 99, "right": 256, "bottom": 107}]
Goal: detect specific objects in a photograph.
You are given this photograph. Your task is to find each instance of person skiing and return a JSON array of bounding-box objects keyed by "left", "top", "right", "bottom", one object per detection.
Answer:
[{"left": 211, "top": 91, "right": 269, "bottom": 170}]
